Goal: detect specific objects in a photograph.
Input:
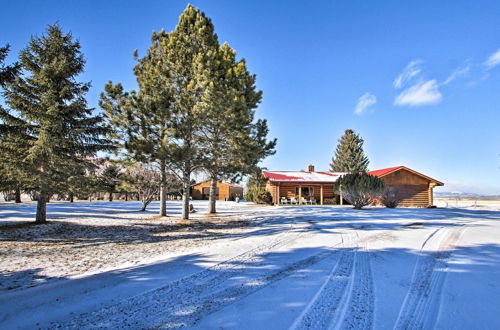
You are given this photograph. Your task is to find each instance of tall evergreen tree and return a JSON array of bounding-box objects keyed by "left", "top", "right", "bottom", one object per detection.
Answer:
[
  {"left": 103, "top": 5, "right": 275, "bottom": 218},
  {"left": 150, "top": 5, "right": 221, "bottom": 219},
  {"left": 200, "top": 43, "right": 276, "bottom": 213},
  {"left": 101, "top": 4, "right": 217, "bottom": 219},
  {"left": 98, "top": 164, "right": 122, "bottom": 202},
  {"left": 100, "top": 58, "right": 174, "bottom": 216},
  {"left": 1, "top": 25, "right": 111, "bottom": 223},
  {"left": 0, "top": 45, "right": 19, "bottom": 86},
  {"left": 330, "top": 129, "right": 369, "bottom": 172},
  {"left": 0, "top": 45, "right": 23, "bottom": 202}
]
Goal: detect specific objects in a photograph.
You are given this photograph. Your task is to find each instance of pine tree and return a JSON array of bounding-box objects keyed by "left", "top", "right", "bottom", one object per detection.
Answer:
[
  {"left": 100, "top": 79, "right": 173, "bottom": 215},
  {"left": 1, "top": 25, "right": 112, "bottom": 223},
  {"left": 66, "top": 164, "right": 100, "bottom": 202},
  {"left": 200, "top": 43, "right": 276, "bottom": 213},
  {"left": 330, "top": 129, "right": 369, "bottom": 172},
  {"left": 0, "top": 45, "right": 19, "bottom": 86},
  {"left": 102, "top": 5, "right": 223, "bottom": 219},
  {"left": 153, "top": 5, "right": 222, "bottom": 219},
  {"left": 98, "top": 164, "right": 122, "bottom": 202},
  {"left": 244, "top": 170, "right": 272, "bottom": 204},
  {"left": 0, "top": 45, "right": 23, "bottom": 202}
]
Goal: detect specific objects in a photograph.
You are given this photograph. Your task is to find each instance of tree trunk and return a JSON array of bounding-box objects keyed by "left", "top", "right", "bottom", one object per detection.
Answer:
[
  {"left": 208, "top": 176, "right": 217, "bottom": 214},
  {"left": 14, "top": 188, "right": 21, "bottom": 203},
  {"left": 125, "top": 191, "right": 128, "bottom": 201},
  {"left": 108, "top": 190, "right": 113, "bottom": 202},
  {"left": 159, "top": 161, "right": 167, "bottom": 217},
  {"left": 181, "top": 170, "right": 191, "bottom": 220},
  {"left": 68, "top": 192, "right": 74, "bottom": 203},
  {"left": 140, "top": 202, "right": 147, "bottom": 212},
  {"left": 35, "top": 192, "right": 47, "bottom": 223}
]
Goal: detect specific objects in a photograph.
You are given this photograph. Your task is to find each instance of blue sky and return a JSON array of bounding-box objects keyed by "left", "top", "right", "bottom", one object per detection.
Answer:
[{"left": 1, "top": 0, "right": 500, "bottom": 194}]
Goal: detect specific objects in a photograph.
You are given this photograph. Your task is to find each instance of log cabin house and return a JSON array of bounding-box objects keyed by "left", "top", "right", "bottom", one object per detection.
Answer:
[
  {"left": 191, "top": 181, "right": 244, "bottom": 201},
  {"left": 263, "top": 165, "right": 443, "bottom": 207}
]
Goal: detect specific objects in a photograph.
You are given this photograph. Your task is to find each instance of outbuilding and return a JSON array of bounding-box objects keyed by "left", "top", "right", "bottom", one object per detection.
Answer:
[{"left": 191, "top": 181, "right": 244, "bottom": 201}]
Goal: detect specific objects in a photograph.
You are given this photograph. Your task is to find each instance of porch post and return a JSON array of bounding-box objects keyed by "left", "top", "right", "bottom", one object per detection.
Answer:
[
  {"left": 320, "top": 184, "right": 324, "bottom": 205},
  {"left": 298, "top": 183, "right": 302, "bottom": 205},
  {"left": 277, "top": 183, "right": 280, "bottom": 205},
  {"left": 339, "top": 184, "right": 343, "bottom": 205}
]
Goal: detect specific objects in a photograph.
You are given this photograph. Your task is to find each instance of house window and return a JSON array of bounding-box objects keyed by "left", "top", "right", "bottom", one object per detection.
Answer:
[{"left": 295, "top": 186, "right": 313, "bottom": 197}]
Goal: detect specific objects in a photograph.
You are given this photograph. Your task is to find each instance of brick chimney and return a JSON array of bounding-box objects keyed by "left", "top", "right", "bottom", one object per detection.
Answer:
[{"left": 307, "top": 164, "right": 315, "bottom": 172}]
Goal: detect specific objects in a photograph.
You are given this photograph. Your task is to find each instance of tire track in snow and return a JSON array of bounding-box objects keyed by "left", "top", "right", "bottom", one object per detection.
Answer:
[
  {"left": 289, "top": 228, "right": 374, "bottom": 330},
  {"left": 156, "top": 247, "right": 343, "bottom": 329},
  {"left": 50, "top": 220, "right": 320, "bottom": 329},
  {"left": 334, "top": 236, "right": 374, "bottom": 330},
  {"left": 148, "top": 223, "right": 350, "bottom": 328},
  {"left": 394, "top": 225, "right": 466, "bottom": 330},
  {"left": 289, "top": 249, "right": 355, "bottom": 330}
]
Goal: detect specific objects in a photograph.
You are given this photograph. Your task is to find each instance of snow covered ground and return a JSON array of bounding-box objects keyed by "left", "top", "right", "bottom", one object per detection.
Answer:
[{"left": 1, "top": 200, "right": 499, "bottom": 329}]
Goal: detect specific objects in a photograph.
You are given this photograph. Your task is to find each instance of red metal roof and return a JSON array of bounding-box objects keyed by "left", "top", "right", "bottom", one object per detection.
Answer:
[
  {"left": 262, "top": 171, "right": 302, "bottom": 180},
  {"left": 316, "top": 171, "right": 339, "bottom": 176},
  {"left": 368, "top": 166, "right": 444, "bottom": 185},
  {"left": 263, "top": 166, "right": 442, "bottom": 186},
  {"left": 367, "top": 166, "right": 404, "bottom": 177}
]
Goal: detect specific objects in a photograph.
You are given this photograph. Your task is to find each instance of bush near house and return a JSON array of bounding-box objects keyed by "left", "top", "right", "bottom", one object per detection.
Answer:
[
  {"left": 245, "top": 189, "right": 272, "bottom": 204},
  {"left": 245, "top": 173, "right": 272, "bottom": 204},
  {"left": 335, "top": 172, "right": 386, "bottom": 209},
  {"left": 378, "top": 186, "right": 409, "bottom": 208}
]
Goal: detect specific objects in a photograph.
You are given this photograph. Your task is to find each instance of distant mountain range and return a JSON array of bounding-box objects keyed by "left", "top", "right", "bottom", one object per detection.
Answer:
[{"left": 435, "top": 192, "right": 500, "bottom": 200}]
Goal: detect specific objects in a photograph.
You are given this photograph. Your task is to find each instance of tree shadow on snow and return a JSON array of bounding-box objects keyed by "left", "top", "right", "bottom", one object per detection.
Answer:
[
  {"left": 0, "top": 268, "right": 67, "bottom": 292},
  {"left": 290, "top": 206, "right": 500, "bottom": 233}
]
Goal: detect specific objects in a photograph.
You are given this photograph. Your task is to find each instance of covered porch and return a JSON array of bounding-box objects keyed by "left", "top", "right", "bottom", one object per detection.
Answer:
[
  {"left": 269, "top": 182, "right": 341, "bottom": 205},
  {"left": 263, "top": 167, "right": 343, "bottom": 206}
]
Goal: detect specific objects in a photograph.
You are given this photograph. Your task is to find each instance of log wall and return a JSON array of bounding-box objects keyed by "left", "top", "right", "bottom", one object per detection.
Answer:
[
  {"left": 380, "top": 169, "right": 432, "bottom": 207},
  {"left": 192, "top": 181, "right": 243, "bottom": 201}
]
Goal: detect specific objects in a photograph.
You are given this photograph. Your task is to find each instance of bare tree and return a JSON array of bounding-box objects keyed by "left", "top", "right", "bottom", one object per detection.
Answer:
[
  {"left": 122, "top": 164, "right": 160, "bottom": 212},
  {"left": 123, "top": 163, "right": 181, "bottom": 212}
]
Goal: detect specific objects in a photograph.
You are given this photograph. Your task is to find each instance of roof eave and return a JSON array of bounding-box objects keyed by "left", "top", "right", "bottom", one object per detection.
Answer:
[
  {"left": 268, "top": 180, "right": 338, "bottom": 184},
  {"left": 377, "top": 166, "right": 444, "bottom": 185}
]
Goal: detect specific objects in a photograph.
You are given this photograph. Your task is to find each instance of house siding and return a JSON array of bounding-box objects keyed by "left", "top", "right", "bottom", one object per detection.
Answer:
[
  {"left": 379, "top": 169, "right": 433, "bottom": 207},
  {"left": 192, "top": 181, "right": 243, "bottom": 201}
]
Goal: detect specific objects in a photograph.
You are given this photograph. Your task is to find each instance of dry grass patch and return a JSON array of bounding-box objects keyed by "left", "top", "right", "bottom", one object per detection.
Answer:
[{"left": 0, "top": 214, "right": 252, "bottom": 292}]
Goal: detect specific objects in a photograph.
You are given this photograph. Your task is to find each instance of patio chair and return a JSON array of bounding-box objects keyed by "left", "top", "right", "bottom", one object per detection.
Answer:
[
  {"left": 290, "top": 197, "right": 298, "bottom": 205},
  {"left": 310, "top": 197, "right": 317, "bottom": 205},
  {"left": 280, "top": 197, "right": 288, "bottom": 205},
  {"left": 301, "top": 197, "right": 308, "bottom": 205}
]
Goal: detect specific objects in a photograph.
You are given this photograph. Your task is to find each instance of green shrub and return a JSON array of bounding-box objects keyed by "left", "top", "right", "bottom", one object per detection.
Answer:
[
  {"left": 245, "top": 174, "right": 272, "bottom": 204},
  {"left": 335, "top": 172, "right": 386, "bottom": 209},
  {"left": 244, "top": 185, "right": 272, "bottom": 204}
]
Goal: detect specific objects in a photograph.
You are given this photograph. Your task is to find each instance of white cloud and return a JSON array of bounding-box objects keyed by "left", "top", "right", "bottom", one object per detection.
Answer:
[
  {"left": 394, "top": 80, "right": 442, "bottom": 107},
  {"left": 354, "top": 92, "right": 376, "bottom": 115},
  {"left": 484, "top": 48, "right": 500, "bottom": 70},
  {"left": 443, "top": 64, "right": 470, "bottom": 85},
  {"left": 393, "top": 60, "right": 423, "bottom": 89}
]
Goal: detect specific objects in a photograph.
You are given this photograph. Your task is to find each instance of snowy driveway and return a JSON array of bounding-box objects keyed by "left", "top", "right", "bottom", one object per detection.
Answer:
[{"left": 1, "top": 201, "right": 499, "bottom": 329}]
